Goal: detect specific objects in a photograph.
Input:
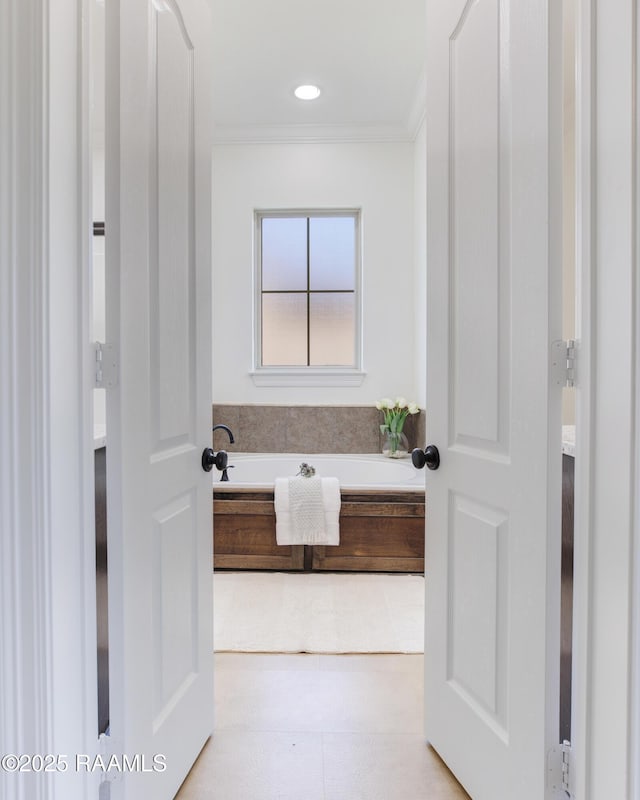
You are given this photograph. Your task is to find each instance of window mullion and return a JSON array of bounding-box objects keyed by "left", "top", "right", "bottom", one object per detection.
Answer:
[{"left": 256, "top": 210, "right": 360, "bottom": 373}]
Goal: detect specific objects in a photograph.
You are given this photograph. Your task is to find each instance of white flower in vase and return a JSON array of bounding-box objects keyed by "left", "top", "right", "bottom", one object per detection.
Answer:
[{"left": 375, "top": 397, "right": 420, "bottom": 458}]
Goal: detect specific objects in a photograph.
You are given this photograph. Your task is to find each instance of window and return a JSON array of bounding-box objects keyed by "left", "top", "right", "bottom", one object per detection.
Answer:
[{"left": 252, "top": 210, "right": 364, "bottom": 386}]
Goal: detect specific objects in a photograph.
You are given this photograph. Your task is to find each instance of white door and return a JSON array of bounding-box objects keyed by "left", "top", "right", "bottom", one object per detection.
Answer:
[
  {"left": 105, "top": 0, "right": 213, "bottom": 797},
  {"left": 423, "top": 1, "right": 563, "bottom": 798}
]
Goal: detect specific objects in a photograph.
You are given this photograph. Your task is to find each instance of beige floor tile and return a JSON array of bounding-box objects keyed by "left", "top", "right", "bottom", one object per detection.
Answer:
[
  {"left": 175, "top": 731, "right": 325, "bottom": 800},
  {"left": 175, "top": 654, "right": 465, "bottom": 800},
  {"left": 214, "top": 664, "right": 423, "bottom": 734},
  {"left": 322, "top": 733, "right": 470, "bottom": 800},
  {"left": 317, "top": 653, "right": 423, "bottom": 674}
]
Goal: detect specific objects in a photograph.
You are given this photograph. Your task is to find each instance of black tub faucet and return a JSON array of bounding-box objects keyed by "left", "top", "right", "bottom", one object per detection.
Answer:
[
  {"left": 202, "top": 424, "right": 235, "bottom": 473},
  {"left": 212, "top": 424, "right": 235, "bottom": 444}
]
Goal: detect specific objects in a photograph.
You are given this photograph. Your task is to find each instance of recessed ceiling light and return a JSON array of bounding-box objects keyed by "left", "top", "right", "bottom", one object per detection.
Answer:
[{"left": 294, "top": 85, "right": 321, "bottom": 101}]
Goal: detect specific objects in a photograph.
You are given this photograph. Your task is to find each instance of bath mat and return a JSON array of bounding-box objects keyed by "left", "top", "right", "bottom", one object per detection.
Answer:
[{"left": 213, "top": 571, "right": 424, "bottom": 654}]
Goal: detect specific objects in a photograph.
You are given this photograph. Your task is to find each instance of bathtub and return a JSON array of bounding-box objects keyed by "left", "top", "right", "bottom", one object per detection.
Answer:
[
  {"left": 212, "top": 453, "right": 426, "bottom": 573},
  {"left": 213, "top": 452, "right": 424, "bottom": 492}
]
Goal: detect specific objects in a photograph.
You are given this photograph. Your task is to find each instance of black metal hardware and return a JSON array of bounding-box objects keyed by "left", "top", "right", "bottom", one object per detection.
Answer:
[
  {"left": 201, "top": 448, "right": 228, "bottom": 473},
  {"left": 411, "top": 445, "right": 440, "bottom": 471},
  {"left": 220, "top": 465, "right": 235, "bottom": 482},
  {"left": 212, "top": 424, "right": 235, "bottom": 444},
  {"left": 202, "top": 448, "right": 214, "bottom": 472}
]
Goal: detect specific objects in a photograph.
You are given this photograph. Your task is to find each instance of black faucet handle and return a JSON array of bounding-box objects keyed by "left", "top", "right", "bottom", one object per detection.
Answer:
[{"left": 220, "top": 465, "right": 235, "bottom": 482}]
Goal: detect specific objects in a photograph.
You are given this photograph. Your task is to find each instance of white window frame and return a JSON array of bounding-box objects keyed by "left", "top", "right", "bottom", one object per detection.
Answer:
[{"left": 250, "top": 208, "right": 365, "bottom": 387}]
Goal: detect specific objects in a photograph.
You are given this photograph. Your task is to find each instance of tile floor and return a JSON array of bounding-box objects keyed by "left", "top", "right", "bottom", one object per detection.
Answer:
[{"left": 175, "top": 653, "right": 469, "bottom": 800}]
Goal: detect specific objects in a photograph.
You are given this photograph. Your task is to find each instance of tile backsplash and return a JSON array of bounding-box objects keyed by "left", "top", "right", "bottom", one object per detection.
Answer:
[{"left": 212, "top": 404, "right": 426, "bottom": 454}]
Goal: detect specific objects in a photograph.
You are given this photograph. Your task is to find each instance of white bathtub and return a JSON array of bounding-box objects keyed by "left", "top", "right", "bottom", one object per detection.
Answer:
[{"left": 213, "top": 452, "right": 425, "bottom": 492}]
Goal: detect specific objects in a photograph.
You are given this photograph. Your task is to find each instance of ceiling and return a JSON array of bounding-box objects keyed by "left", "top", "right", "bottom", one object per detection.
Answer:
[{"left": 211, "top": 0, "right": 427, "bottom": 143}]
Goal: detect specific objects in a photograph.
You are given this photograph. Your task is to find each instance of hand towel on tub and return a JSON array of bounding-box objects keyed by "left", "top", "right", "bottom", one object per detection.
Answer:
[{"left": 274, "top": 476, "right": 341, "bottom": 546}]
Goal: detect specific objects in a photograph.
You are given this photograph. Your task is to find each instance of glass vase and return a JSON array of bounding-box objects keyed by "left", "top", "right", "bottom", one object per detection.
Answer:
[{"left": 381, "top": 429, "right": 409, "bottom": 458}]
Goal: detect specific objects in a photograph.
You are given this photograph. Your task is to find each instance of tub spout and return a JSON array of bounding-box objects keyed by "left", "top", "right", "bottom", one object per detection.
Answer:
[{"left": 213, "top": 424, "right": 235, "bottom": 444}]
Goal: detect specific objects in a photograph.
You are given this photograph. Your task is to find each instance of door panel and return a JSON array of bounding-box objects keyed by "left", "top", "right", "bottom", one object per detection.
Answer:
[
  {"left": 448, "top": 493, "right": 509, "bottom": 739},
  {"left": 424, "top": 0, "right": 562, "bottom": 797},
  {"left": 450, "top": 0, "right": 506, "bottom": 451},
  {"left": 152, "top": 492, "right": 198, "bottom": 722},
  {"left": 152, "top": 5, "right": 195, "bottom": 447},
  {"left": 106, "top": 1, "right": 213, "bottom": 797}
]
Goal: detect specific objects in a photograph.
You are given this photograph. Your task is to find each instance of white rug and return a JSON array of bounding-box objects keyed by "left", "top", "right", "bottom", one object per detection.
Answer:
[{"left": 213, "top": 572, "right": 425, "bottom": 654}]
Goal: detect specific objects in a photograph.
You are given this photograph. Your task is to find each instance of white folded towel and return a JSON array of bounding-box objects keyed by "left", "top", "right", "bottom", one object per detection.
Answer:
[{"left": 274, "top": 475, "right": 341, "bottom": 546}]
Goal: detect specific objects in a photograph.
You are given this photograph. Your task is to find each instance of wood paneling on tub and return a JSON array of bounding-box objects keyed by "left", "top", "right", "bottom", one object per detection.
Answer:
[
  {"left": 213, "top": 494, "right": 304, "bottom": 570},
  {"left": 213, "top": 489, "right": 425, "bottom": 573},
  {"left": 312, "top": 492, "right": 424, "bottom": 572}
]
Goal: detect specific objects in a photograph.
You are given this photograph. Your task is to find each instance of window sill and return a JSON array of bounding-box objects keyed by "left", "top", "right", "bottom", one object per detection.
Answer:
[{"left": 250, "top": 368, "right": 366, "bottom": 388}]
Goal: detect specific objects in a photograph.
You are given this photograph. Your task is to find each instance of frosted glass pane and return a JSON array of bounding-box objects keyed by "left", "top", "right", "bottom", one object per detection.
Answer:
[
  {"left": 309, "top": 293, "right": 355, "bottom": 366},
  {"left": 262, "top": 217, "right": 307, "bottom": 291},
  {"left": 309, "top": 217, "right": 355, "bottom": 290},
  {"left": 262, "top": 293, "right": 308, "bottom": 366}
]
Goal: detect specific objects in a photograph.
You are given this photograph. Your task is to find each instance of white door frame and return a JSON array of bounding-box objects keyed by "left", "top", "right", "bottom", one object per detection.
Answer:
[
  {"left": 631, "top": 3, "right": 640, "bottom": 791},
  {"left": 571, "top": 0, "right": 639, "bottom": 798},
  {"left": 0, "top": 1, "right": 99, "bottom": 800},
  {"left": 570, "top": 0, "right": 595, "bottom": 794},
  {"left": 1, "top": 1, "right": 638, "bottom": 798},
  {"left": 633, "top": 3, "right": 640, "bottom": 783},
  {"left": 630, "top": 0, "right": 640, "bottom": 792}
]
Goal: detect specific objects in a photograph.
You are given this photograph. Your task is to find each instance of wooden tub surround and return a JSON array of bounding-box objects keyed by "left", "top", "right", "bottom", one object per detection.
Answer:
[{"left": 213, "top": 489, "right": 425, "bottom": 573}]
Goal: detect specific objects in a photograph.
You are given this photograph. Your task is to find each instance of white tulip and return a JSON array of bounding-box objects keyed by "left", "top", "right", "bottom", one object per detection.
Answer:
[
  {"left": 408, "top": 403, "right": 420, "bottom": 414},
  {"left": 395, "top": 396, "right": 407, "bottom": 408}
]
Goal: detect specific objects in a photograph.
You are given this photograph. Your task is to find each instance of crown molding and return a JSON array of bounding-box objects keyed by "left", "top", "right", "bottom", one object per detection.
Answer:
[
  {"left": 212, "top": 121, "right": 415, "bottom": 145},
  {"left": 212, "top": 67, "right": 427, "bottom": 146}
]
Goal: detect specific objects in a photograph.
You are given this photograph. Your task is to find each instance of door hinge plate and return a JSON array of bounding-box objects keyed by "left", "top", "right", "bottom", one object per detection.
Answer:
[
  {"left": 97, "top": 731, "right": 121, "bottom": 785},
  {"left": 551, "top": 339, "right": 576, "bottom": 388},
  {"left": 94, "top": 342, "right": 118, "bottom": 389},
  {"left": 548, "top": 740, "right": 573, "bottom": 797}
]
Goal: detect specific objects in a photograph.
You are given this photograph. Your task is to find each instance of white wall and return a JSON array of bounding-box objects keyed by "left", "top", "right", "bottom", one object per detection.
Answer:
[{"left": 211, "top": 140, "right": 419, "bottom": 405}]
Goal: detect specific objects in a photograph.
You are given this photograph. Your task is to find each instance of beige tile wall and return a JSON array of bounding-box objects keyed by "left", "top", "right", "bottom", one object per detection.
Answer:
[{"left": 212, "top": 405, "right": 426, "bottom": 454}]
